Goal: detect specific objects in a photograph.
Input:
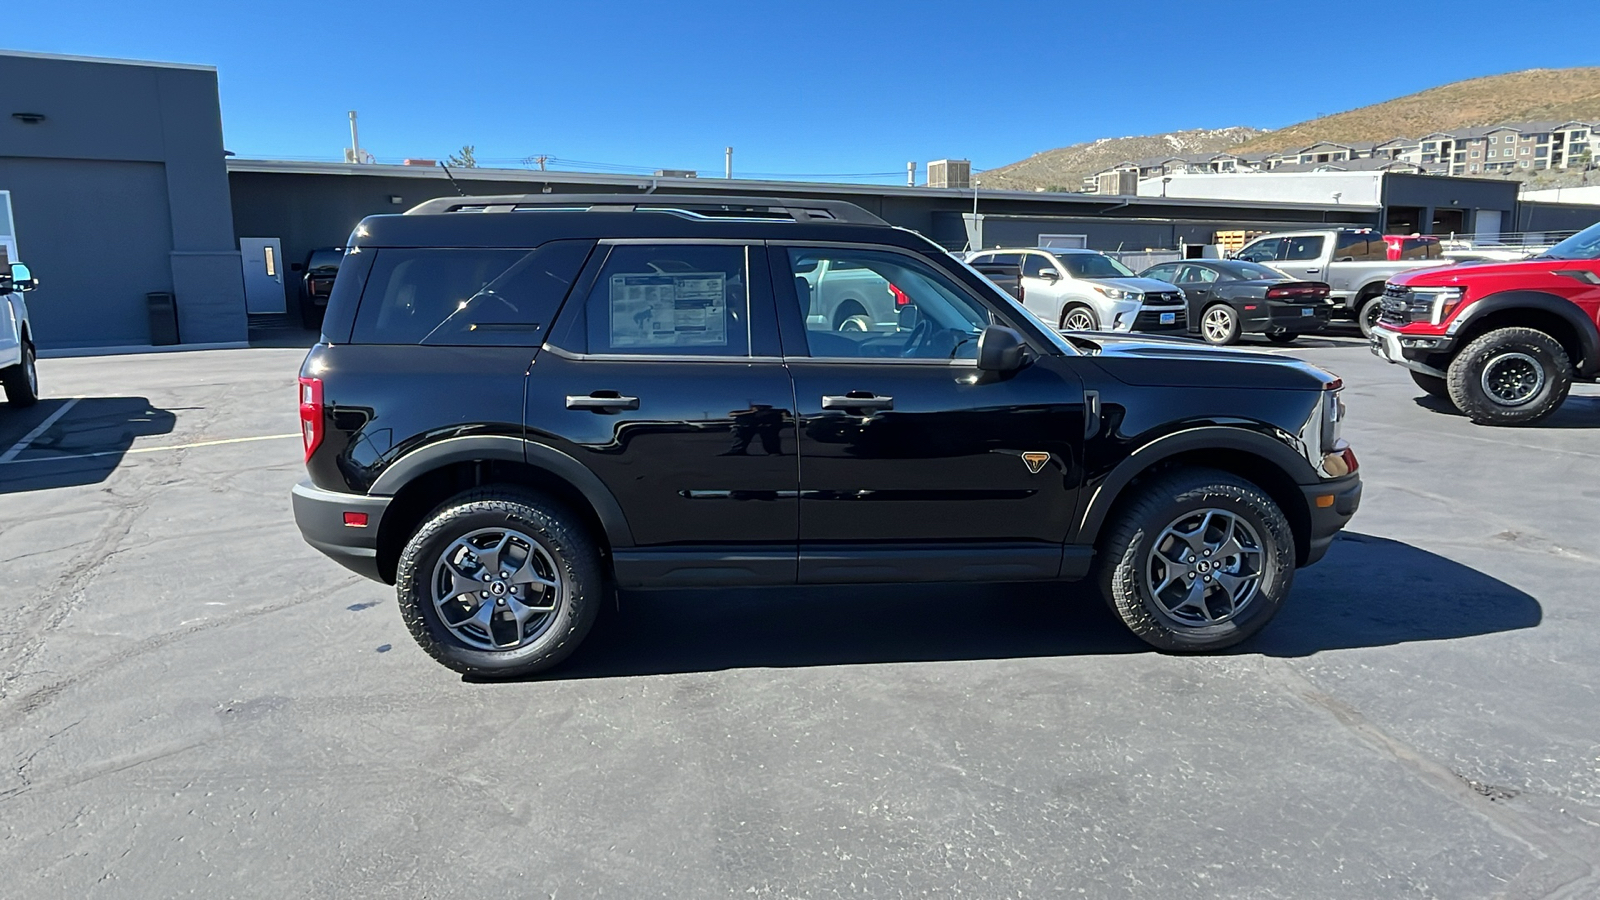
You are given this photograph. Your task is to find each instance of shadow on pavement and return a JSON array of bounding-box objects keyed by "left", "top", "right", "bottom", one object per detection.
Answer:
[
  {"left": 248, "top": 313, "right": 319, "bottom": 349},
  {"left": 535, "top": 531, "right": 1539, "bottom": 681},
  {"left": 1412, "top": 391, "right": 1600, "bottom": 427},
  {"left": 0, "top": 397, "right": 176, "bottom": 494}
]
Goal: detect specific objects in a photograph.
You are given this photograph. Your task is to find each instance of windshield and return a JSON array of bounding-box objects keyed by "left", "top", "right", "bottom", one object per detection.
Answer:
[
  {"left": 1053, "top": 252, "right": 1135, "bottom": 278},
  {"left": 307, "top": 248, "right": 345, "bottom": 270},
  {"left": 1542, "top": 222, "right": 1600, "bottom": 260}
]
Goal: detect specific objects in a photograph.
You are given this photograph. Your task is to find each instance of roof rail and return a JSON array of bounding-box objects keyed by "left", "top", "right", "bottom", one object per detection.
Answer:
[{"left": 402, "top": 193, "right": 888, "bottom": 225}]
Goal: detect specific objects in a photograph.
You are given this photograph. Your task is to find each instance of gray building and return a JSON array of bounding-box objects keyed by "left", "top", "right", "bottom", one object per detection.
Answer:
[{"left": 0, "top": 49, "right": 245, "bottom": 350}]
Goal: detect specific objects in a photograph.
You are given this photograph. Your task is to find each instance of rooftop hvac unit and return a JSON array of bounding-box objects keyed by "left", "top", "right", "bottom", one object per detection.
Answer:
[
  {"left": 403, "top": 159, "right": 438, "bottom": 166},
  {"left": 928, "top": 159, "right": 971, "bottom": 189}
]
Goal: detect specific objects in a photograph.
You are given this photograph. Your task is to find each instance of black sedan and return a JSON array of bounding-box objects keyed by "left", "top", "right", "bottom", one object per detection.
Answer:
[{"left": 1140, "top": 260, "right": 1332, "bottom": 346}]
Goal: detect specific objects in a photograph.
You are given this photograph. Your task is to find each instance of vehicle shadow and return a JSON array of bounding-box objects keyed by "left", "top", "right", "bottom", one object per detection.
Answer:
[
  {"left": 0, "top": 397, "right": 177, "bottom": 494},
  {"left": 1412, "top": 391, "right": 1600, "bottom": 427},
  {"left": 526, "top": 532, "right": 1539, "bottom": 681}
]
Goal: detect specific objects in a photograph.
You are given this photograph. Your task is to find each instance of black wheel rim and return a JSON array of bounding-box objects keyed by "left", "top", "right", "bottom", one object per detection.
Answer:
[
  {"left": 431, "top": 527, "right": 562, "bottom": 650},
  {"left": 1480, "top": 352, "right": 1544, "bottom": 407},
  {"left": 1144, "top": 509, "right": 1264, "bottom": 627}
]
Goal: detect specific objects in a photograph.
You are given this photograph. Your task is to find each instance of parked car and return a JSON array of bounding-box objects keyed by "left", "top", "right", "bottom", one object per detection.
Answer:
[
  {"left": 1372, "top": 220, "right": 1600, "bottom": 425},
  {"left": 291, "top": 194, "right": 1361, "bottom": 678},
  {"left": 1235, "top": 228, "right": 1449, "bottom": 337},
  {"left": 1, "top": 261, "right": 40, "bottom": 407},
  {"left": 965, "top": 248, "right": 1187, "bottom": 334},
  {"left": 293, "top": 247, "right": 345, "bottom": 329},
  {"left": 1140, "top": 259, "right": 1332, "bottom": 346}
]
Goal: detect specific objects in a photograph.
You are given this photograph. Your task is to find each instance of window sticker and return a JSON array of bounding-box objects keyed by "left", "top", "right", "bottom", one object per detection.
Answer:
[{"left": 608, "top": 271, "right": 727, "bottom": 347}]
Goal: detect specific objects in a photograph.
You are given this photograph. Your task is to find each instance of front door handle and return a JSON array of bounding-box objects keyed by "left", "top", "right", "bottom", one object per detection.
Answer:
[
  {"left": 822, "top": 392, "right": 893, "bottom": 412},
  {"left": 566, "top": 392, "right": 640, "bottom": 411}
]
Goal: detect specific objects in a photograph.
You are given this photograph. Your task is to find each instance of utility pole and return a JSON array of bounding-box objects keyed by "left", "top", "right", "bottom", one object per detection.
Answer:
[
  {"left": 725, "top": 147, "right": 733, "bottom": 179},
  {"left": 348, "top": 110, "right": 361, "bottom": 164},
  {"left": 907, "top": 161, "right": 916, "bottom": 186}
]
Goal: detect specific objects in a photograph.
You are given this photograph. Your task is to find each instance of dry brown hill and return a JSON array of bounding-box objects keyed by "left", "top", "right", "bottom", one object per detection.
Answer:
[
  {"left": 978, "top": 127, "right": 1263, "bottom": 193},
  {"left": 1234, "top": 68, "right": 1600, "bottom": 153}
]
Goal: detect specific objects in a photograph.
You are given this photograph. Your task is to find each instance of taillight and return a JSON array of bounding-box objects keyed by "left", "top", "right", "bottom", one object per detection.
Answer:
[
  {"left": 887, "top": 283, "right": 911, "bottom": 307},
  {"left": 299, "top": 376, "right": 324, "bottom": 462},
  {"left": 1266, "top": 283, "right": 1328, "bottom": 300}
]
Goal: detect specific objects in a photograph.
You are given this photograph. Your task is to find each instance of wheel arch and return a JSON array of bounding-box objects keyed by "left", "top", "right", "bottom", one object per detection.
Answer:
[
  {"left": 1079, "top": 428, "right": 1316, "bottom": 566},
  {"left": 1449, "top": 290, "right": 1600, "bottom": 376},
  {"left": 832, "top": 298, "right": 869, "bottom": 329},
  {"left": 370, "top": 436, "right": 633, "bottom": 584}
]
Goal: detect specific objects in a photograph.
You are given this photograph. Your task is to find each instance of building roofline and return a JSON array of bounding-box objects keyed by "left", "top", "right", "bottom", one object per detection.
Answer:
[
  {"left": 225, "top": 158, "right": 1380, "bottom": 214},
  {"left": 0, "top": 47, "right": 215, "bottom": 72}
]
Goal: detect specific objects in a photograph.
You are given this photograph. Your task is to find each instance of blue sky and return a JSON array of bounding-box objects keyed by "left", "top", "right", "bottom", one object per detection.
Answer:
[{"left": 9, "top": 0, "right": 1599, "bottom": 182}]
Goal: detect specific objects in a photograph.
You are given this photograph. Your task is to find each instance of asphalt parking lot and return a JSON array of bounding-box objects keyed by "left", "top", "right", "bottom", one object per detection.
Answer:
[{"left": 2, "top": 329, "right": 1598, "bottom": 899}]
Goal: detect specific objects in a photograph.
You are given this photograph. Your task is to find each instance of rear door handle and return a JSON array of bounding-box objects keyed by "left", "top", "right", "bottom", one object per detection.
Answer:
[
  {"left": 566, "top": 392, "right": 640, "bottom": 411},
  {"left": 822, "top": 392, "right": 893, "bottom": 412}
]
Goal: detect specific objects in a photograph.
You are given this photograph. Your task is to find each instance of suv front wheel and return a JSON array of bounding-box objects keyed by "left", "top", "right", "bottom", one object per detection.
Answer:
[
  {"left": 1098, "top": 468, "right": 1295, "bottom": 651},
  {"left": 396, "top": 488, "right": 602, "bottom": 678},
  {"left": 1445, "top": 327, "right": 1571, "bottom": 426}
]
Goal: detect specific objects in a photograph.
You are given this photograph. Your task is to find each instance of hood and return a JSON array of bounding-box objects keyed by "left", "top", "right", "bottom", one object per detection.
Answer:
[
  {"left": 1391, "top": 258, "right": 1555, "bottom": 286},
  {"left": 1076, "top": 333, "right": 1336, "bottom": 391},
  {"left": 1091, "top": 277, "right": 1179, "bottom": 293}
]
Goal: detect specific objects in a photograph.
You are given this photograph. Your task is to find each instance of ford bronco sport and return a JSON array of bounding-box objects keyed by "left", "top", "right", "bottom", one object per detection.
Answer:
[
  {"left": 292, "top": 196, "right": 1362, "bottom": 678},
  {"left": 1372, "top": 221, "right": 1600, "bottom": 426}
]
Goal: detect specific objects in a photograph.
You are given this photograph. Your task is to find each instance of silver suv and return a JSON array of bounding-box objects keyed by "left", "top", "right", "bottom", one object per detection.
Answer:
[{"left": 965, "top": 248, "right": 1186, "bottom": 334}]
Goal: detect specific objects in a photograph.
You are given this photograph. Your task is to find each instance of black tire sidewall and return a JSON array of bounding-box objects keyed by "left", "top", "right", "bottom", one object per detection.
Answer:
[
  {"left": 1446, "top": 328, "right": 1571, "bottom": 426},
  {"left": 1060, "top": 305, "right": 1097, "bottom": 330},
  {"left": 1101, "top": 471, "right": 1295, "bottom": 651},
  {"left": 1357, "top": 296, "right": 1382, "bottom": 338},
  {"left": 3, "top": 342, "right": 39, "bottom": 407},
  {"left": 396, "top": 492, "right": 600, "bottom": 677}
]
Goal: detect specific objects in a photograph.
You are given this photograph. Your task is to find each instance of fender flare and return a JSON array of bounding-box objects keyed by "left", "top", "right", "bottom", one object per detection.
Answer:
[
  {"left": 369, "top": 434, "right": 635, "bottom": 547},
  {"left": 1076, "top": 426, "right": 1317, "bottom": 541},
  {"left": 1448, "top": 289, "right": 1600, "bottom": 376}
]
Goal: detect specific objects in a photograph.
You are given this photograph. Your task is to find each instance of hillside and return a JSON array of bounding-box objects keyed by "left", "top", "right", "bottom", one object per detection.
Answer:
[
  {"left": 1233, "top": 67, "right": 1600, "bottom": 153},
  {"left": 977, "top": 127, "right": 1263, "bottom": 193}
]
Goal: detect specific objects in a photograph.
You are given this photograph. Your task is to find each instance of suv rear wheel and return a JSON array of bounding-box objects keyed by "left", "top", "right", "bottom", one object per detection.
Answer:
[
  {"left": 396, "top": 488, "right": 602, "bottom": 678},
  {"left": 1445, "top": 327, "right": 1571, "bottom": 426},
  {"left": 1, "top": 341, "right": 39, "bottom": 407},
  {"left": 1098, "top": 468, "right": 1295, "bottom": 652}
]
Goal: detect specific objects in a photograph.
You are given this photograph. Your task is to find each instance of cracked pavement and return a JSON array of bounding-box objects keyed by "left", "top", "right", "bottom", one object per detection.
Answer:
[{"left": 0, "top": 337, "right": 1597, "bottom": 898}]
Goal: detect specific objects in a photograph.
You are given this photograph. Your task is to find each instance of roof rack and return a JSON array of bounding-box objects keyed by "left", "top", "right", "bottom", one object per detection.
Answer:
[{"left": 403, "top": 193, "right": 888, "bottom": 226}]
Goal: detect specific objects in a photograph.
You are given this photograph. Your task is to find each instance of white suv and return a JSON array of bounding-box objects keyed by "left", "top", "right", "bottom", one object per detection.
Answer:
[
  {"left": 1, "top": 261, "right": 40, "bottom": 407},
  {"left": 966, "top": 248, "right": 1186, "bottom": 334}
]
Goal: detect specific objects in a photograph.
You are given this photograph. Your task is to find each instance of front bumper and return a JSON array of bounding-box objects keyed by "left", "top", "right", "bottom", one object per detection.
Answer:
[
  {"left": 1302, "top": 475, "right": 1362, "bottom": 566},
  {"left": 1130, "top": 306, "right": 1188, "bottom": 334},
  {"left": 292, "top": 480, "right": 393, "bottom": 582},
  {"left": 1370, "top": 324, "right": 1452, "bottom": 377}
]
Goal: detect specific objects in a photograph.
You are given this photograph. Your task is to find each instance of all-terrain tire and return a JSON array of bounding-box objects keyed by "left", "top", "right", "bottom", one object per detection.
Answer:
[
  {"left": 396, "top": 488, "right": 602, "bottom": 678},
  {"left": 1445, "top": 327, "right": 1571, "bottom": 426},
  {"left": 1355, "top": 292, "right": 1384, "bottom": 339},
  {"left": 1, "top": 341, "right": 40, "bottom": 407},
  {"left": 1097, "top": 468, "right": 1295, "bottom": 652},
  {"left": 1409, "top": 370, "right": 1450, "bottom": 400}
]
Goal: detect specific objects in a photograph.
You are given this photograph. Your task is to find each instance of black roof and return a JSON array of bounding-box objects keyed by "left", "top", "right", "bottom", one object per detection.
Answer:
[{"left": 353, "top": 194, "right": 914, "bottom": 249}]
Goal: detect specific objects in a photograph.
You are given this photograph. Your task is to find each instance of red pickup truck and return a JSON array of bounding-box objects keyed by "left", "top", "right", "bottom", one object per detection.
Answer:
[{"left": 1371, "top": 221, "right": 1600, "bottom": 425}]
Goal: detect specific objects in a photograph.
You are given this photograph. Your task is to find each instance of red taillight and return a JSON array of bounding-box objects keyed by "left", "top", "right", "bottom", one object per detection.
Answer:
[
  {"left": 1266, "top": 283, "right": 1329, "bottom": 301},
  {"left": 888, "top": 283, "right": 911, "bottom": 307},
  {"left": 299, "top": 375, "right": 324, "bottom": 462}
]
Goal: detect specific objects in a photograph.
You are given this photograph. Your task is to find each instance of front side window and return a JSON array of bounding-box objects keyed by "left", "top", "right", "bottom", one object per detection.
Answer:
[
  {"left": 1142, "top": 263, "right": 1180, "bottom": 283},
  {"left": 1178, "top": 265, "right": 1219, "bottom": 285},
  {"left": 1236, "top": 238, "right": 1284, "bottom": 263},
  {"left": 786, "top": 248, "right": 991, "bottom": 361},
  {"left": 1283, "top": 236, "right": 1326, "bottom": 261},
  {"left": 581, "top": 244, "right": 751, "bottom": 356},
  {"left": 351, "top": 242, "right": 591, "bottom": 346},
  {"left": 1021, "top": 255, "right": 1056, "bottom": 278}
]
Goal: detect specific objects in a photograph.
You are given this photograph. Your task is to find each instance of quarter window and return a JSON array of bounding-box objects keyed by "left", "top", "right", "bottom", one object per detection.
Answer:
[{"left": 581, "top": 244, "right": 751, "bottom": 356}]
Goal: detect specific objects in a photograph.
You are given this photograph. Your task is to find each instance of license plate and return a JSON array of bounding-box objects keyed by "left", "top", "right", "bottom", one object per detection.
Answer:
[
  {"left": 1301, "top": 308, "right": 1314, "bottom": 317},
  {"left": 1160, "top": 312, "right": 1176, "bottom": 325}
]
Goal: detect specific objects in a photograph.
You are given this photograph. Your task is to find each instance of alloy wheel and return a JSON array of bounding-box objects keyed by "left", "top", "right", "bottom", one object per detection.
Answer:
[
  {"left": 1144, "top": 508, "right": 1264, "bottom": 627},
  {"left": 1480, "top": 352, "right": 1544, "bottom": 407},
  {"left": 1062, "top": 309, "right": 1096, "bottom": 331},
  {"left": 1202, "top": 307, "right": 1235, "bottom": 343},
  {"left": 431, "top": 527, "right": 562, "bottom": 651}
]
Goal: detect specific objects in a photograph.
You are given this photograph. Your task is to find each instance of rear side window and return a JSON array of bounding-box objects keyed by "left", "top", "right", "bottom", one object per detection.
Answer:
[
  {"left": 580, "top": 244, "right": 751, "bottom": 356},
  {"left": 1283, "top": 236, "right": 1326, "bottom": 261},
  {"left": 1334, "top": 232, "right": 1382, "bottom": 261},
  {"left": 350, "top": 241, "right": 592, "bottom": 345},
  {"left": 1399, "top": 238, "right": 1441, "bottom": 260}
]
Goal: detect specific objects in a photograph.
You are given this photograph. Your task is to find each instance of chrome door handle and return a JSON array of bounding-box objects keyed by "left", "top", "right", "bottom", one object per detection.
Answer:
[
  {"left": 822, "top": 392, "right": 893, "bottom": 412},
  {"left": 566, "top": 392, "right": 639, "bottom": 411}
]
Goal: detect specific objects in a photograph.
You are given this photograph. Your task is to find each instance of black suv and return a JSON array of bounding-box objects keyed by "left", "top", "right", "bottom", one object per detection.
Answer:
[{"left": 292, "top": 195, "right": 1362, "bottom": 678}]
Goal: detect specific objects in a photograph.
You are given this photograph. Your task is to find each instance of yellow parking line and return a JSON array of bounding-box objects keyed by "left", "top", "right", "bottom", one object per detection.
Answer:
[{"left": 0, "top": 432, "right": 301, "bottom": 465}]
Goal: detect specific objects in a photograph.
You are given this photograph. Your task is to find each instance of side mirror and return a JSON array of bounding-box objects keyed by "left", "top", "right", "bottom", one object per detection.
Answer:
[
  {"left": 976, "top": 325, "right": 1028, "bottom": 374},
  {"left": 1037, "top": 269, "right": 1060, "bottom": 281},
  {"left": 896, "top": 304, "right": 921, "bottom": 332}
]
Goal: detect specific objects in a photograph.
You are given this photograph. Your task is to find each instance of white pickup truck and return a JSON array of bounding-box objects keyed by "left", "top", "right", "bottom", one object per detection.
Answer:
[
  {"left": 1, "top": 261, "right": 40, "bottom": 407},
  {"left": 1235, "top": 228, "right": 1450, "bottom": 337}
]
